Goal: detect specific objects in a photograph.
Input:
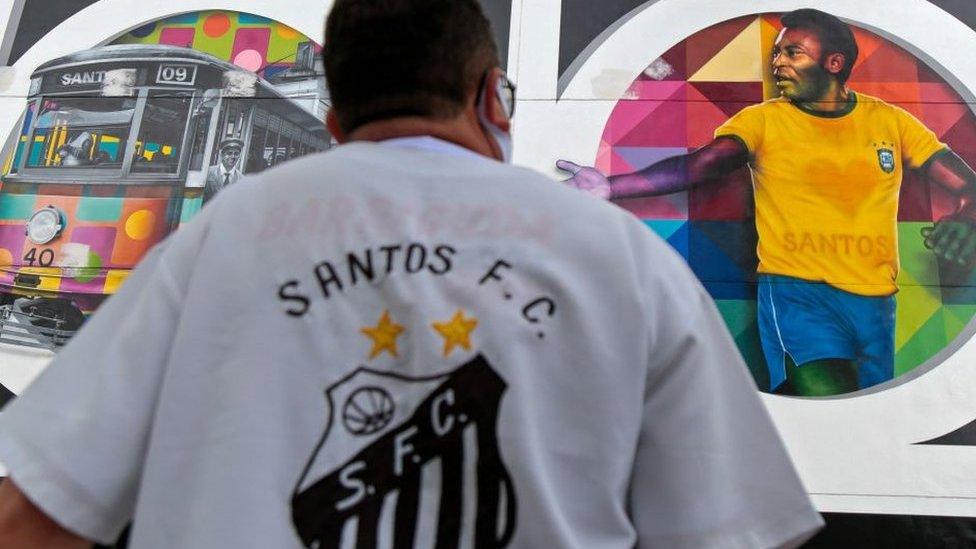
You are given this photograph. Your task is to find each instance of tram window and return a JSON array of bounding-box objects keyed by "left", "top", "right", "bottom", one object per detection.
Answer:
[
  {"left": 264, "top": 130, "right": 281, "bottom": 167},
  {"left": 245, "top": 123, "right": 267, "bottom": 174},
  {"left": 132, "top": 92, "right": 192, "bottom": 174},
  {"left": 187, "top": 101, "right": 214, "bottom": 171},
  {"left": 279, "top": 136, "right": 293, "bottom": 163},
  {"left": 27, "top": 97, "right": 135, "bottom": 169},
  {"left": 243, "top": 109, "right": 268, "bottom": 174},
  {"left": 6, "top": 101, "right": 36, "bottom": 174}
]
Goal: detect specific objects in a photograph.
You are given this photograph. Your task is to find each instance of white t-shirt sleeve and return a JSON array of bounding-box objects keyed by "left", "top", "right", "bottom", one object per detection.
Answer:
[
  {"left": 628, "top": 233, "right": 823, "bottom": 548},
  {"left": 0, "top": 208, "right": 212, "bottom": 544}
]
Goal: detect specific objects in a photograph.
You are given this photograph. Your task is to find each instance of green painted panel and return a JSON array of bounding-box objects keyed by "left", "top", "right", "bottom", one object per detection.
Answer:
[
  {"left": 180, "top": 197, "right": 202, "bottom": 223},
  {"left": 895, "top": 310, "right": 947, "bottom": 377},
  {"left": 0, "top": 193, "right": 36, "bottom": 220},
  {"left": 76, "top": 196, "right": 124, "bottom": 222}
]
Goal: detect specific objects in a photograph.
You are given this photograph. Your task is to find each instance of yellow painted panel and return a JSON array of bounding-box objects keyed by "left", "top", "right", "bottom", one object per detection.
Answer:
[
  {"left": 19, "top": 267, "right": 62, "bottom": 291},
  {"left": 103, "top": 269, "right": 130, "bottom": 294},
  {"left": 689, "top": 18, "right": 764, "bottom": 83}
]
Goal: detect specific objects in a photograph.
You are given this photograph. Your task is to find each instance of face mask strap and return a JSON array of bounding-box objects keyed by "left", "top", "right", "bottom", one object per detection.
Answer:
[{"left": 475, "top": 69, "right": 514, "bottom": 164}]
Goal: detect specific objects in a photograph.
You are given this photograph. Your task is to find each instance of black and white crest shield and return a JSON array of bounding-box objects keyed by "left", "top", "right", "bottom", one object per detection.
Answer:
[{"left": 292, "top": 354, "right": 517, "bottom": 548}]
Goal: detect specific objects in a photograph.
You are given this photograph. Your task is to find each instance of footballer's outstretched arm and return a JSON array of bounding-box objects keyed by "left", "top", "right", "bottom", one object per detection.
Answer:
[
  {"left": 922, "top": 150, "right": 976, "bottom": 265},
  {"left": 556, "top": 137, "right": 749, "bottom": 200}
]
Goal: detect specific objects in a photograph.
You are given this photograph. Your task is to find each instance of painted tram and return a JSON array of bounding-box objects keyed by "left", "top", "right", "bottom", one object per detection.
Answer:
[{"left": 0, "top": 44, "right": 331, "bottom": 348}]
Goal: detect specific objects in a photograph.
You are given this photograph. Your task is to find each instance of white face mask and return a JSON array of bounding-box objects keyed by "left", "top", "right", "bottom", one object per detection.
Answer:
[{"left": 476, "top": 78, "right": 513, "bottom": 164}]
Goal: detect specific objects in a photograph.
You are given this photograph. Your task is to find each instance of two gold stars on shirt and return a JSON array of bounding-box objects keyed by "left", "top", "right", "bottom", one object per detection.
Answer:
[{"left": 360, "top": 309, "right": 478, "bottom": 360}]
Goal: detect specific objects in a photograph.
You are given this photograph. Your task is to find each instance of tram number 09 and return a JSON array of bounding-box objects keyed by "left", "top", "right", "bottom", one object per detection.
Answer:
[
  {"left": 157, "top": 65, "right": 195, "bottom": 85},
  {"left": 23, "top": 248, "right": 54, "bottom": 267}
]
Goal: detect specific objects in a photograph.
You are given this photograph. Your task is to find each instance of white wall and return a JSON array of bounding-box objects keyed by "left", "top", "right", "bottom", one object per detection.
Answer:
[{"left": 1, "top": 0, "right": 975, "bottom": 516}]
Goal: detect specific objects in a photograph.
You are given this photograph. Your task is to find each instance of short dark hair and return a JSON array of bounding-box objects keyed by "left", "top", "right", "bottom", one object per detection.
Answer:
[
  {"left": 324, "top": 0, "right": 500, "bottom": 132},
  {"left": 781, "top": 8, "right": 859, "bottom": 84}
]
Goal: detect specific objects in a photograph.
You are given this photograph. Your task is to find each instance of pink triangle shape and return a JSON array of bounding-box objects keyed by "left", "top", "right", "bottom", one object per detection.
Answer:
[
  {"left": 919, "top": 83, "right": 968, "bottom": 138},
  {"left": 595, "top": 140, "right": 614, "bottom": 174},
  {"left": 615, "top": 84, "right": 688, "bottom": 148},
  {"left": 685, "top": 84, "right": 738, "bottom": 147}
]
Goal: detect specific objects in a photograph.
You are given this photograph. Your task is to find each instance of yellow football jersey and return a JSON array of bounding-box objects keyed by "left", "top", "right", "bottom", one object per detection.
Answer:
[{"left": 715, "top": 92, "right": 947, "bottom": 296}]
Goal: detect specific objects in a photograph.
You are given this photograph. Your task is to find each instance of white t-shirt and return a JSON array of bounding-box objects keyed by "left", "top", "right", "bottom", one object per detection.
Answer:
[{"left": 0, "top": 137, "right": 822, "bottom": 548}]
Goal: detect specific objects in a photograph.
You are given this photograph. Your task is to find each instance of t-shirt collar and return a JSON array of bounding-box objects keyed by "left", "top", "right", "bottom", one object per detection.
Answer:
[
  {"left": 379, "top": 135, "right": 484, "bottom": 161},
  {"left": 793, "top": 91, "right": 858, "bottom": 119}
]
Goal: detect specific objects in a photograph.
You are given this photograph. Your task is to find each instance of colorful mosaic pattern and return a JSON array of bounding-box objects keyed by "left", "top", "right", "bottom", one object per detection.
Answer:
[
  {"left": 598, "top": 14, "right": 976, "bottom": 390},
  {"left": 114, "top": 11, "right": 322, "bottom": 79},
  {"left": 0, "top": 184, "right": 173, "bottom": 299}
]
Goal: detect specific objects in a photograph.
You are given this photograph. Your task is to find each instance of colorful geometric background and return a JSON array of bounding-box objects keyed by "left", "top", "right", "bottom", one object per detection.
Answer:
[
  {"left": 597, "top": 14, "right": 976, "bottom": 392},
  {"left": 113, "top": 11, "right": 322, "bottom": 77}
]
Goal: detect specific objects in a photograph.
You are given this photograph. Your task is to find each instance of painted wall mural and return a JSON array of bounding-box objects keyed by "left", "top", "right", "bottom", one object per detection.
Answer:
[
  {"left": 1, "top": 0, "right": 976, "bottom": 542},
  {"left": 544, "top": 0, "right": 976, "bottom": 527},
  {"left": 0, "top": 10, "right": 331, "bottom": 349},
  {"left": 579, "top": 13, "right": 976, "bottom": 396},
  {"left": 113, "top": 11, "right": 320, "bottom": 81}
]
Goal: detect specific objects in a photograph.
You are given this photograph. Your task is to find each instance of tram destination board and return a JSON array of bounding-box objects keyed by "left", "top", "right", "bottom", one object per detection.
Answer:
[
  {"left": 155, "top": 64, "right": 196, "bottom": 86},
  {"left": 39, "top": 61, "right": 218, "bottom": 95}
]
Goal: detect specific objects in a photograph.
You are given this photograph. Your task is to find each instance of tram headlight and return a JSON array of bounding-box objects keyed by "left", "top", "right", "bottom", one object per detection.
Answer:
[
  {"left": 25, "top": 206, "right": 65, "bottom": 245},
  {"left": 28, "top": 77, "right": 41, "bottom": 96}
]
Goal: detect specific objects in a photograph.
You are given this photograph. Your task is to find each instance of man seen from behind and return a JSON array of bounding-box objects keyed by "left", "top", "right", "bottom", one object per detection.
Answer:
[{"left": 0, "top": 1, "right": 821, "bottom": 547}]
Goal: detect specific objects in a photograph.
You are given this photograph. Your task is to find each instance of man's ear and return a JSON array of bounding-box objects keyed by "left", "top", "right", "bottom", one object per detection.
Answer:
[
  {"left": 326, "top": 109, "right": 348, "bottom": 143},
  {"left": 480, "top": 68, "right": 511, "bottom": 133},
  {"left": 823, "top": 52, "right": 846, "bottom": 78}
]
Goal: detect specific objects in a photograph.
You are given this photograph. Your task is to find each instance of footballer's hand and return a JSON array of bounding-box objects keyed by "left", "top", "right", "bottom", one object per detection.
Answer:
[
  {"left": 922, "top": 215, "right": 976, "bottom": 267},
  {"left": 556, "top": 160, "right": 612, "bottom": 200}
]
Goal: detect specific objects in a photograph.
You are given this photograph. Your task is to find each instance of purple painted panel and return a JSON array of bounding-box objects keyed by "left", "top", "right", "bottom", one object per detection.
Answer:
[{"left": 159, "top": 27, "right": 196, "bottom": 48}]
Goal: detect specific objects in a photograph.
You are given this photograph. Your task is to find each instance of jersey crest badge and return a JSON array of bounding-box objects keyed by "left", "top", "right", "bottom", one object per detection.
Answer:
[
  {"left": 292, "top": 354, "right": 517, "bottom": 548},
  {"left": 876, "top": 143, "right": 895, "bottom": 174}
]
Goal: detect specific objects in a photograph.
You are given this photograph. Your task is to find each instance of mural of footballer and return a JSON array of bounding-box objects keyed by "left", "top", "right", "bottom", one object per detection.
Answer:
[{"left": 558, "top": 9, "right": 976, "bottom": 396}]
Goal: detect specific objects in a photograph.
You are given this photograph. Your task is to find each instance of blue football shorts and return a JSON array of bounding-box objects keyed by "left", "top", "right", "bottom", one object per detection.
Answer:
[{"left": 757, "top": 274, "right": 896, "bottom": 392}]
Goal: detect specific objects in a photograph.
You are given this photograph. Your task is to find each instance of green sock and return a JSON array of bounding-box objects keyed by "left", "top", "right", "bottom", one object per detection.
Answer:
[{"left": 782, "top": 356, "right": 858, "bottom": 396}]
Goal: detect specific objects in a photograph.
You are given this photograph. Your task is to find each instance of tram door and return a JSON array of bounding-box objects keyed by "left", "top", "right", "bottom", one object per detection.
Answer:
[{"left": 185, "top": 93, "right": 218, "bottom": 190}]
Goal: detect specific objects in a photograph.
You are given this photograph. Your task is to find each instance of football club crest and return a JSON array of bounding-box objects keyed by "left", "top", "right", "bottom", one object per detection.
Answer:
[
  {"left": 876, "top": 145, "right": 895, "bottom": 174},
  {"left": 292, "top": 355, "right": 517, "bottom": 548}
]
